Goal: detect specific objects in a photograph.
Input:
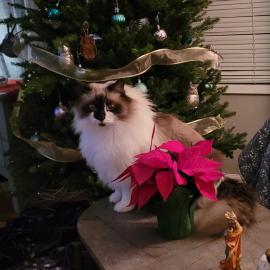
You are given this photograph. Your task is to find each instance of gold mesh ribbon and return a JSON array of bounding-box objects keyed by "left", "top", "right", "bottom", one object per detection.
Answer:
[
  {"left": 188, "top": 115, "right": 225, "bottom": 136},
  {"left": 11, "top": 91, "right": 225, "bottom": 162},
  {"left": 11, "top": 41, "right": 223, "bottom": 162},
  {"left": 13, "top": 40, "right": 221, "bottom": 82}
]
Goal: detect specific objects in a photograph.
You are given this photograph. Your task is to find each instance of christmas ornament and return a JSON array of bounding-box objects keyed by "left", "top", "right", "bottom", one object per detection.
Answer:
[
  {"left": 205, "top": 83, "right": 213, "bottom": 89},
  {"left": 181, "top": 33, "right": 192, "bottom": 45},
  {"left": 154, "top": 12, "right": 167, "bottom": 41},
  {"left": 54, "top": 102, "right": 67, "bottom": 119},
  {"left": 187, "top": 82, "right": 199, "bottom": 108},
  {"left": 58, "top": 44, "right": 74, "bottom": 65},
  {"left": 135, "top": 78, "right": 148, "bottom": 93},
  {"left": 80, "top": 21, "right": 97, "bottom": 61},
  {"left": 154, "top": 28, "right": 167, "bottom": 42},
  {"left": 47, "top": 0, "right": 61, "bottom": 18},
  {"left": 30, "top": 132, "right": 39, "bottom": 142},
  {"left": 154, "top": 12, "right": 167, "bottom": 42},
  {"left": 0, "top": 20, "right": 17, "bottom": 58},
  {"left": 112, "top": 0, "right": 126, "bottom": 24},
  {"left": 137, "top": 17, "right": 150, "bottom": 29},
  {"left": 47, "top": 8, "right": 61, "bottom": 18}
]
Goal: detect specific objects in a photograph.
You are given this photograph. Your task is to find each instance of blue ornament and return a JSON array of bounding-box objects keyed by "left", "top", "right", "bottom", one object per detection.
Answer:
[
  {"left": 47, "top": 8, "right": 61, "bottom": 18},
  {"left": 30, "top": 132, "right": 39, "bottom": 142},
  {"left": 181, "top": 33, "right": 192, "bottom": 45},
  {"left": 112, "top": 13, "right": 126, "bottom": 24}
]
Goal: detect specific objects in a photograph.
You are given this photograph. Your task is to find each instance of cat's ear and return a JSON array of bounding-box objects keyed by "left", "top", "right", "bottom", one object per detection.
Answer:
[
  {"left": 72, "top": 81, "right": 91, "bottom": 100},
  {"left": 107, "top": 79, "right": 125, "bottom": 95},
  {"left": 76, "top": 81, "right": 91, "bottom": 94}
]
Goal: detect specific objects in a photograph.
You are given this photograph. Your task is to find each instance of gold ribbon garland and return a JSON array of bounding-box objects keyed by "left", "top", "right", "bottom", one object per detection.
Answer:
[
  {"left": 188, "top": 115, "right": 225, "bottom": 136},
  {"left": 11, "top": 90, "right": 225, "bottom": 162},
  {"left": 13, "top": 40, "right": 221, "bottom": 82},
  {"left": 11, "top": 40, "right": 224, "bottom": 162}
]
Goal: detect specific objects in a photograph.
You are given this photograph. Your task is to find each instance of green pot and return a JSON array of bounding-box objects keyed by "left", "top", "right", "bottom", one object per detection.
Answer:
[{"left": 156, "top": 186, "right": 196, "bottom": 240}]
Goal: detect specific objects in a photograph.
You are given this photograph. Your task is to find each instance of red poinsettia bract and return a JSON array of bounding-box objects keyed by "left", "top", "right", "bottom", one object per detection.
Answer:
[{"left": 115, "top": 140, "right": 223, "bottom": 208}]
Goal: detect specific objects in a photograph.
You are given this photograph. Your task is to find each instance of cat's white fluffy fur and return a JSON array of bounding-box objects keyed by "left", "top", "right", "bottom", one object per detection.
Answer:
[
  {"left": 73, "top": 82, "right": 256, "bottom": 235},
  {"left": 73, "top": 84, "right": 167, "bottom": 212}
]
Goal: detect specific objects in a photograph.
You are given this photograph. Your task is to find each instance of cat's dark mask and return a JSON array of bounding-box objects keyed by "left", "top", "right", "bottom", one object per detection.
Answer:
[{"left": 74, "top": 79, "right": 133, "bottom": 124}]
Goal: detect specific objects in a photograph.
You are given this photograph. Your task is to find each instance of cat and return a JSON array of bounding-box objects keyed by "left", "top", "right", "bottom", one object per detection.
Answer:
[
  {"left": 73, "top": 79, "right": 255, "bottom": 234},
  {"left": 73, "top": 79, "right": 204, "bottom": 212}
]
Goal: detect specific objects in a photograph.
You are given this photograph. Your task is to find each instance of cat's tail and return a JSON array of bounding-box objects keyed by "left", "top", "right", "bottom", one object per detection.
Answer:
[{"left": 194, "top": 178, "right": 256, "bottom": 236}]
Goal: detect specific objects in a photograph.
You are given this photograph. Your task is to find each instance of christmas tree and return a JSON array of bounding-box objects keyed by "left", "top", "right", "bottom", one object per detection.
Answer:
[{"left": 2, "top": 0, "right": 246, "bottom": 209}]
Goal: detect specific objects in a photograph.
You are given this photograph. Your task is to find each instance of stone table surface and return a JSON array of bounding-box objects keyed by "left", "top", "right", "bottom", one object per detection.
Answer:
[{"left": 78, "top": 199, "right": 270, "bottom": 270}]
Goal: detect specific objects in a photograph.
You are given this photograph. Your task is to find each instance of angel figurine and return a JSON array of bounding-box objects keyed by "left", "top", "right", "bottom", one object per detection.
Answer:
[{"left": 219, "top": 211, "right": 243, "bottom": 270}]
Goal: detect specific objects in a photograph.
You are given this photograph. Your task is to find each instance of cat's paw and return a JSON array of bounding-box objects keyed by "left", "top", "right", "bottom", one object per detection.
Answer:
[
  {"left": 109, "top": 191, "right": 121, "bottom": 203},
  {"left": 114, "top": 201, "right": 135, "bottom": 212}
]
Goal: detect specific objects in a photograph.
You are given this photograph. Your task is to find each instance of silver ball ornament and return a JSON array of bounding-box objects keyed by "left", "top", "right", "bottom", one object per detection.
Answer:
[
  {"left": 187, "top": 83, "right": 199, "bottom": 108},
  {"left": 54, "top": 102, "right": 67, "bottom": 119},
  {"left": 154, "top": 26, "right": 167, "bottom": 42}
]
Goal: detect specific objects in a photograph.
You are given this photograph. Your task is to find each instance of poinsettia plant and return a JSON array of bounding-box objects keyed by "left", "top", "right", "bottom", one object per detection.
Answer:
[{"left": 115, "top": 140, "right": 223, "bottom": 208}]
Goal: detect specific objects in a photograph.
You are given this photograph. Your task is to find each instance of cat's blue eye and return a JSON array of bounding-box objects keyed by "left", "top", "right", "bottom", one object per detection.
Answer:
[{"left": 106, "top": 103, "right": 115, "bottom": 111}]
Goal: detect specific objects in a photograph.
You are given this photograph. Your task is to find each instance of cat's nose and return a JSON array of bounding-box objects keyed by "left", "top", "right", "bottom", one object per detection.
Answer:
[{"left": 94, "top": 111, "right": 105, "bottom": 122}]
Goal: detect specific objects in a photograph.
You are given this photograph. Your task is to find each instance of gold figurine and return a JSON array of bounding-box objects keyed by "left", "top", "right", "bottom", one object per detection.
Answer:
[{"left": 219, "top": 211, "right": 243, "bottom": 270}]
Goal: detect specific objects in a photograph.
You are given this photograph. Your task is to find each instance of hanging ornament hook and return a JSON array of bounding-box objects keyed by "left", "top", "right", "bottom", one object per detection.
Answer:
[
  {"left": 56, "top": 0, "right": 61, "bottom": 7},
  {"left": 115, "top": 0, "right": 120, "bottom": 13},
  {"left": 155, "top": 12, "right": 160, "bottom": 30}
]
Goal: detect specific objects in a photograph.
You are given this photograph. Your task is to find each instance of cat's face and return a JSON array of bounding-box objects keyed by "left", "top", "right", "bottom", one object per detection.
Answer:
[{"left": 74, "top": 79, "right": 133, "bottom": 126}]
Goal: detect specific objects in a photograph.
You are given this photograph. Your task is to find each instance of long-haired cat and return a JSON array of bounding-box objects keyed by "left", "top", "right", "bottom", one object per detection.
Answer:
[{"left": 73, "top": 79, "right": 255, "bottom": 235}]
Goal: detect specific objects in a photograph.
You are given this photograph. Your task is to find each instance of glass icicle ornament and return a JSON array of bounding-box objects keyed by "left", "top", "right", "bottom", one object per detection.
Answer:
[
  {"left": 58, "top": 44, "right": 74, "bottom": 65},
  {"left": 186, "top": 82, "right": 199, "bottom": 108},
  {"left": 154, "top": 12, "right": 167, "bottom": 42},
  {"left": 112, "top": 0, "right": 126, "bottom": 24}
]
